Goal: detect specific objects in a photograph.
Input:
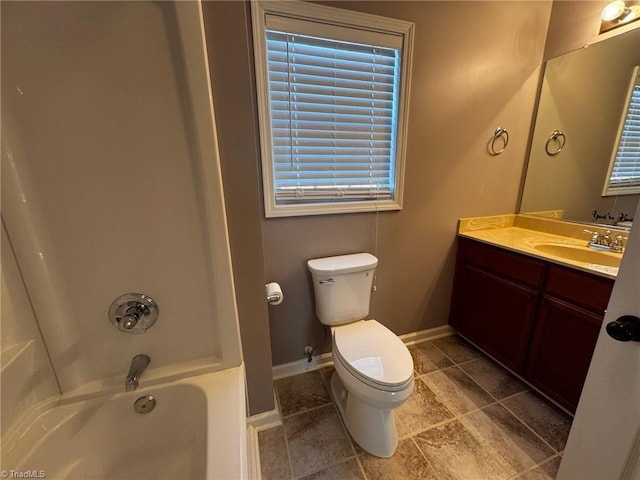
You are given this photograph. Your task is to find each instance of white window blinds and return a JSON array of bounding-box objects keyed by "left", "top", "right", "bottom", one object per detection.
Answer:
[
  {"left": 252, "top": 2, "right": 413, "bottom": 217},
  {"left": 604, "top": 66, "right": 640, "bottom": 195},
  {"left": 265, "top": 24, "right": 401, "bottom": 204}
]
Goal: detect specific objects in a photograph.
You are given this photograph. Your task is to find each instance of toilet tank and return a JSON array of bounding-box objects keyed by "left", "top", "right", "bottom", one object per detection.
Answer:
[{"left": 307, "top": 253, "right": 378, "bottom": 326}]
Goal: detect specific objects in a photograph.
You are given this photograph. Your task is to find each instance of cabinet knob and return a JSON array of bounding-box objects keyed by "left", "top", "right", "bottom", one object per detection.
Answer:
[{"left": 606, "top": 315, "right": 640, "bottom": 342}]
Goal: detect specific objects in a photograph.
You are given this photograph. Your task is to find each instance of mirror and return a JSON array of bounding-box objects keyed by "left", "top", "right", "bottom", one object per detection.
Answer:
[{"left": 520, "top": 26, "right": 640, "bottom": 226}]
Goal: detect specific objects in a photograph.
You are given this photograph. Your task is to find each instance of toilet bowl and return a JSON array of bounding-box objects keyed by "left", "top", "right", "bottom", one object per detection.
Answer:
[
  {"left": 307, "top": 253, "right": 414, "bottom": 458},
  {"left": 331, "top": 319, "right": 414, "bottom": 457}
]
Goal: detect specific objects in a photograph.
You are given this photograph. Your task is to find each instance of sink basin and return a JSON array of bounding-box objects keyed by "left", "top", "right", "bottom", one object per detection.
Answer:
[{"left": 534, "top": 244, "right": 622, "bottom": 268}]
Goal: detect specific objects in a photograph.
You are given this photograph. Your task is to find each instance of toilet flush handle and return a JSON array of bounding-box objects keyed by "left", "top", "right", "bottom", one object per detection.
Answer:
[{"left": 319, "top": 279, "right": 335, "bottom": 285}]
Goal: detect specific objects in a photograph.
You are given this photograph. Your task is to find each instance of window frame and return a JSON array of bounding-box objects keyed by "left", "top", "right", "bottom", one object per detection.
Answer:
[
  {"left": 251, "top": 0, "right": 414, "bottom": 218},
  {"left": 603, "top": 65, "right": 640, "bottom": 196}
]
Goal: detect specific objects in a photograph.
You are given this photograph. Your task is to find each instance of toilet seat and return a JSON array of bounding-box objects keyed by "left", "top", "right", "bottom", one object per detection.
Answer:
[{"left": 333, "top": 320, "right": 413, "bottom": 392}]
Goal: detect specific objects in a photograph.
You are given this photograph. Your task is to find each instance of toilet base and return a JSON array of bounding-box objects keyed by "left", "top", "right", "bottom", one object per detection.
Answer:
[{"left": 330, "top": 371, "right": 398, "bottom": 458}]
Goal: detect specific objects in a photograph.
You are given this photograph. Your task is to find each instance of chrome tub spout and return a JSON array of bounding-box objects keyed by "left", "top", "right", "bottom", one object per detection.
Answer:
[{"left": 126, "top": 354, "right": 150, "bottom": 391}]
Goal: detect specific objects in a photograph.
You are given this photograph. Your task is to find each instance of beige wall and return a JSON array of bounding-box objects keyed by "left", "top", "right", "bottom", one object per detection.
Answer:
[
  {"left": 260, "top": 1, "right": 552, "bottom": 365},
  {"left": 203, "top": 1, "right": 553, "bottom": 413},
  {"left": 201, "top": 1, "right": 275, "bottom": 416}
]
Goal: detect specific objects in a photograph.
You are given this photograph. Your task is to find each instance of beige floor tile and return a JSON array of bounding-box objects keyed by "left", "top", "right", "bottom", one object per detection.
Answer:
[
  {"left": 276, "top": 371, "right": 332, "bottom": 417},
  {"left": 359, "top": 438, "right": 438, "bottom": 480},
  {"left": 258, "top": 425, "right": 291, "bottom": 480},
  {"left": 461, "top": 403, "right": 556, "bottom": 475},
  {"left": 502, "top": 391, "right": 572, "bottom": 452},
  {"left": 263, "top": 348, "right": 574, "bottom": 480},
  {"left": 518, "top": 455, "right": 563, "bottom": 480},
  {"left": 283, "top": 404, "right": 354, "bottom": 478},
  {"left": 422, "top": 366, "right": 495, "bottom": 415},
  {"left": 395, "top": 412, "right": 410, "bottom": 438},
  {"left": 432, "top": 335, "right": 482, "bottom": 364},
  {"left": 460, "top": 357, "right": 528, "bottom": 399},
  {"left": 396, "top": 377, "right": 454, "bottom": 434},
  {"left": 300, "top": 458, "right": 364, "bottom": 480},
  {"left": 414, "top": 420, "right": 512, "bottom": 480},
  {"left": 409, "top": 342, "right": 454, "bottom": 375}
]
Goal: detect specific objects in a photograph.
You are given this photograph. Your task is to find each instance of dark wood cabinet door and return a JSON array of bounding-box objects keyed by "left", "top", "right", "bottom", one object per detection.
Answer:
[
  {"left": 450, "top": 237, "right": 614, "bottom": 414},
  {"left": 525, "top": 296, "right": 603, "bottom": 412},
  {"left": 450, "top": 264, "right": 538, "bottom": 373}
]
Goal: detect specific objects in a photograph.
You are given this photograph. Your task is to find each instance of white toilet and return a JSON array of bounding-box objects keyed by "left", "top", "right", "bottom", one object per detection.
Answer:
[{"left": 307, "top": 253, "right": 414, "bottom": 458}]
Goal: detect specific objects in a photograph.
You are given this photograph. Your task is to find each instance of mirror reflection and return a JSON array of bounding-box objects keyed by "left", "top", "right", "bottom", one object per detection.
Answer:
[
  {"left": 520, "top": 26, "right": 640, "bottom": 226},
  {"left": 602, "top": 65, "right": 640, "bottom": 196}
]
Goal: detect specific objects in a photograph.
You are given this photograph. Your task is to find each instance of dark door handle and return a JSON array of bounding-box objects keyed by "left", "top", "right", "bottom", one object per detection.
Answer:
[{"left": 606, "top": 315, "right": 640, "bottom": 342}]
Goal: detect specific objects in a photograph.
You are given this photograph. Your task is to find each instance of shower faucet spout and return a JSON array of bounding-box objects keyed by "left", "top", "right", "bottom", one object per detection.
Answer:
[{"left": 125, "top": 354, "right": 150, "bottom": 391}]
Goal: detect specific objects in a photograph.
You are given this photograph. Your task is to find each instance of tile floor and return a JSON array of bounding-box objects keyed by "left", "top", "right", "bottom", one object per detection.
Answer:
[{"left": 258, "top": 335, "right": 572, "bottom": 480}]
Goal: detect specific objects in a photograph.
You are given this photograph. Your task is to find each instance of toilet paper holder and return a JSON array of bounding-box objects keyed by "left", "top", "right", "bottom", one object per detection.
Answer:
[
  {"left": 265, "top": 282, "right": 284, "bottom": 305},
  {"left": 266, "top": 293, "right": 281, "bottom": 304}
]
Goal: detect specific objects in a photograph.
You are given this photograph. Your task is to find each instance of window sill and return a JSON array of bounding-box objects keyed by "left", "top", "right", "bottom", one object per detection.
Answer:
[{"left": 264, "top": 199, "right": 402, "bottom": 218}]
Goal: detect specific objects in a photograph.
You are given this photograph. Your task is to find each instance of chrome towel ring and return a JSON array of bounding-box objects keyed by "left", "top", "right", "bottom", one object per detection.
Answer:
[
  {"left": 545, "top": 130, "right": 566, "bottom": 156},
  {"left": 489, "top": 127, "right": 509, "bottom": 155}
]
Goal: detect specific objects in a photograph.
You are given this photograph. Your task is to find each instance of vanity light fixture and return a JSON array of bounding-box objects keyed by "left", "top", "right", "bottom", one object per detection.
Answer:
[
  {"left": 600, "top": 1, "right": 640, "bottom": 33},
  {"left": 602, "top": 0, "right": 628, "bottom": 21}
]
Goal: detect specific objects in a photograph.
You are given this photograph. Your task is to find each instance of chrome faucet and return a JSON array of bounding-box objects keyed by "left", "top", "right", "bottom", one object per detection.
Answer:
[
  {"left": 583, "top": 229, "right": 610, "bottom": 247},
  {"left": 125, "top": 354, "right": 150, "bottom": 392},
  {"left": 611, "top": 234, "right": 627, "bottom": 252},
  {"left": 583, "top": 229, "right": 625, "bottom": 252}
]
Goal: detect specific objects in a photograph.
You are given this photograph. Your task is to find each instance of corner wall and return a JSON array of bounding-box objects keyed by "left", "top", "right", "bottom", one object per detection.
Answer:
[
  {"left": 201, "top": 1, "right": 275, "bottom": 416},
  {"left": 543, "top": 0, "right": 621, "bottom": 60}
]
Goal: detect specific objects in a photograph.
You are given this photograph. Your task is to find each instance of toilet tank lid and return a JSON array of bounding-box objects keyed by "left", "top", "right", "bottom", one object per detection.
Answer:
[{"left": 307, "top": 253, "right": 378, "bottom": 275}]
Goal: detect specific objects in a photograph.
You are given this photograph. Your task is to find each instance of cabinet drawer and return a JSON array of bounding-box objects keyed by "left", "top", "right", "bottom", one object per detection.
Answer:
[
  {"left": 458, "top": 237, "right": 546, "bottom": 288},
  {"left": 545, "top": 266, "right": 614, "bottom": 314}
]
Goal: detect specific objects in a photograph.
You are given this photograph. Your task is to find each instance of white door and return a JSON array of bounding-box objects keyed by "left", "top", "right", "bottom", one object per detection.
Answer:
[{"left": 558, "top": 200, "right": 640, "bottom": 480}]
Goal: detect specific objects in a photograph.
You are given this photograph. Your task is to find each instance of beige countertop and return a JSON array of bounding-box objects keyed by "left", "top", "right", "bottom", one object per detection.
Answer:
[{"left": 458, "top": 214, "right": 625, "bottom": 279}]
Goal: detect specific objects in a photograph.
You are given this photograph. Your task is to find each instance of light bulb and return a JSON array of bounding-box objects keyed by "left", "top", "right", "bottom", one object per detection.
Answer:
[{"left": 602, "top": 0, "right": 628, "bottom": 21}]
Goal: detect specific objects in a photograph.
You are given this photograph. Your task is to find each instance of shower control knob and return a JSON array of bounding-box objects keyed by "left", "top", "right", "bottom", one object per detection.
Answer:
[
  {"left": 109, "top": 293, "right": 159, "bottom": 334},
  {"left": 606, "top": 315, "right": 640, "bottom": 342},
  {"left": 119, "top": 305, "right": 145, "bottom": 331},
  {"left": 120, "top": 315, "right": 138, "bottom": 330}
]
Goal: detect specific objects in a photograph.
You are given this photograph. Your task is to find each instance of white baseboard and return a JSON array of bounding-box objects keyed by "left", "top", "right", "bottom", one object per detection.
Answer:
[
  {"left": 246, "top": 406, "right": 282, "bottom": 431},
  {"left": 246, "top": 424, "right": 262, "bottom": 480},
  {"left": 399, "top": 324, "right": 455, "bottom": 346},
  {"left": 272, "top": 351, "right": 334, "bottom": 380},
  {"left": 246, "top": 393, "right": 281, "bottom": 480},
  {"left": 272, "top": 324, "right": 455, "bottom": 380},
  {"left": 247, "top": 391, "right": 282, "bottom": 431}
]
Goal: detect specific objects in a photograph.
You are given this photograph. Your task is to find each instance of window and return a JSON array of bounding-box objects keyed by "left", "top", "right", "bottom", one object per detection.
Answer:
[
  {"left": 603, "top": 65, "right": 640, "bottom": 196},
  {"left": 251, "top": 1, "right": 414, "bottom": 217}
]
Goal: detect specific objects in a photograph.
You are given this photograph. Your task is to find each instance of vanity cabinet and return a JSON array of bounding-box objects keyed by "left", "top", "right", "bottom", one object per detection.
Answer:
[
  {"left": 449, "top": 237, "right": 614, "bottom": 412},
  {"left": 525, "top": 266, "right": 614, "bottom": 412},
  {"left": 449, "top": 239, "right": 545, "bottom": 373}
]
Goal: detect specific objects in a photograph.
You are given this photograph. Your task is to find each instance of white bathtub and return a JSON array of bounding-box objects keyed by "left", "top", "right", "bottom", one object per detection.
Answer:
[{"left": 1, "top": 366, "right": 247, "bottom": 480}]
